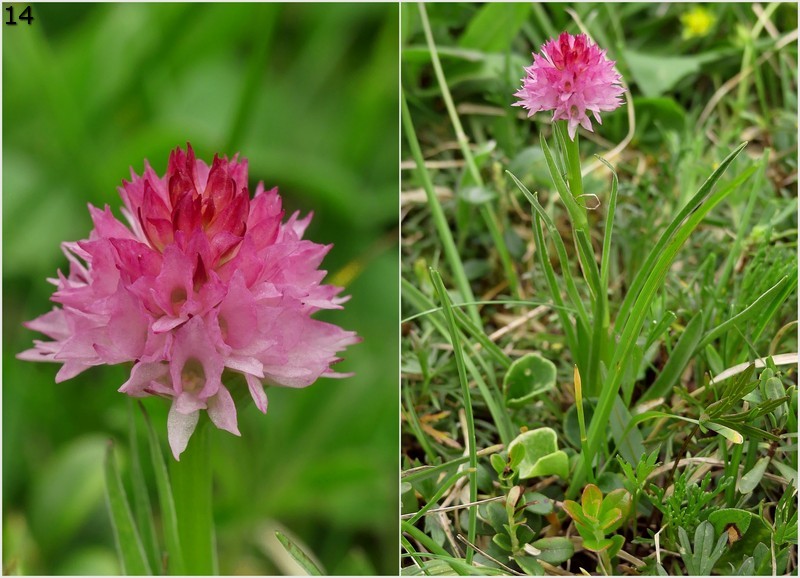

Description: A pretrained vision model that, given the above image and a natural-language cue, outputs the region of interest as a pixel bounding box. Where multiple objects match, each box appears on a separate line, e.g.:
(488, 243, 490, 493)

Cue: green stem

(562, 123, 585, 203)
(170, 422, 217, 575)
(599, 549, 613, 575)
(560, 123, 606, 394)
(574, 365, 595, 484)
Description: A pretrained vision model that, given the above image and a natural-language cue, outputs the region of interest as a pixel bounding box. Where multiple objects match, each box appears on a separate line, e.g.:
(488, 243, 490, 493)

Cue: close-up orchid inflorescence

(20, 145, 359, 459)
(514, 31, 625, 139)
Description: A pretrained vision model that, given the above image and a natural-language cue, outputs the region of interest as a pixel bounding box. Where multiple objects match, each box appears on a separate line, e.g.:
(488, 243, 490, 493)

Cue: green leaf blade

(104, 442, 153, 576)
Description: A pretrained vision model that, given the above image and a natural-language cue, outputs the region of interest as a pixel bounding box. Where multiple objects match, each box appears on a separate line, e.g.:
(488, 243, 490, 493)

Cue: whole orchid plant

(507, 32, 750, 498)
(19, 144, 358, 573)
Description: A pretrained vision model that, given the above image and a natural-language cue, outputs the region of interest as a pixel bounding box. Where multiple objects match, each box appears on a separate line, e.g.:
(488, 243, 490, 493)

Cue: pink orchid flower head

(513, 32, 625, 140)
(19, 144, 360, 459)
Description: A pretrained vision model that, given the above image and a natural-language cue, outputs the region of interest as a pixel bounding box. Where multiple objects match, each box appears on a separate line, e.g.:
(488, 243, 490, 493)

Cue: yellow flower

(681, 6, 716, 39)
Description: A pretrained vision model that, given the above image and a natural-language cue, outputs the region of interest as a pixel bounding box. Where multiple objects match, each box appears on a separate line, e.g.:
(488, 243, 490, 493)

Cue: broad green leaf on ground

(508, 428, 569, 479)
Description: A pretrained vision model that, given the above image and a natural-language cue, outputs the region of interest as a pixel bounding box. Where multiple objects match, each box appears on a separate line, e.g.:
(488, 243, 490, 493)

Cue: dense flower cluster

(514, 32, 624, 139)
(19, 145, 359, 458)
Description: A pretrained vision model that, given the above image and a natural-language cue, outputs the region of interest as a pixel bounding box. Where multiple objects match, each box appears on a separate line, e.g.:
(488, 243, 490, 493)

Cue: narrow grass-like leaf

(751, 270, 797, 344)
(464, 353, 515, 446)
(399, 536, 425, 577)
(641, 311, 705, 402)
(403, 385, 439, 463)
(583, 234, 606, 396)
(406, 468, 475, 525)
(402, 444, 503, 484)
(645, 311, 678, 351)
(418, 2, 521, 298)
(570, 142, 749, 497)
(140, 403, 184, 575)
(401, 279, 514, 444)
(610, 397, 645, 467)
(127, 402, 160, 574)
(507, 170, 589, 334)
(430, 268, 478, 564)
(401, 96, 478, 324)
(275, 531, 324, 576)
(597, 156, 619, 294)
(104, 442, 153, 576)
(530, 207, 581, 360)
(539, 132, 588, 230)
(400, 279, 522, 369)
(401, 521, 470, 576)
(575, 230, 601, 302)
(698, 275, 790, 349)
(715, 150, 769, 295)
(508, 169, 604, 394)
(615, 154, 755, 329)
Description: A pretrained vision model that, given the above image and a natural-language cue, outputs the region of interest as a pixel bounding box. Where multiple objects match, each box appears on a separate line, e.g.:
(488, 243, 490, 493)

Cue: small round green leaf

(531, 537, 574, 564)
(507, 427, 568, 479)
(503, 354, 557, 408)
(708, 508, 753, 537)
(523, 492, 554, 515)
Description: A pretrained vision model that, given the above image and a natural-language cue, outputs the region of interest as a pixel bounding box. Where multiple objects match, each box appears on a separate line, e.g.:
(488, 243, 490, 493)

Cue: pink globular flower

(19, 144, 360, 459)
(513, 32, 625, 140)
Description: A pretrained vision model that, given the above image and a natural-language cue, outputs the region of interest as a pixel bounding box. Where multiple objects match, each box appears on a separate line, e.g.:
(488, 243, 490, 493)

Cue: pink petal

(207, 386, 240, 435)
(168, 316, 223, 399)
(244, 373, 268, 413)
(168, 403, 199, 460)
(119, 361, 169, 396)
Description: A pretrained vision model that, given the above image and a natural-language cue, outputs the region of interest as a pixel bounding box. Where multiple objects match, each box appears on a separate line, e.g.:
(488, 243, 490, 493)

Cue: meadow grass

(401, 3, 797, 575)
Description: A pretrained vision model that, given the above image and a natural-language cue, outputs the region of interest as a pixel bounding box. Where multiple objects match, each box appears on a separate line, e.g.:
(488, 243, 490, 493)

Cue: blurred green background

(4, 3, 398, 575)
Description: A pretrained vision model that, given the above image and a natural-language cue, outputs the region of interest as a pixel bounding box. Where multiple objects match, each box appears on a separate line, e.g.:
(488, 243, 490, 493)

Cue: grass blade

(430, 268, 478, 564)
(402, 444, 504, 484)
(641, 311, 705, 403)
(463, 353, 515, 446)
(418, 2, 521, 298)
(570, 142, 750, 497)
(401, 278, 512, 370)
(127, 402, 160, 574)
(403, 384, 439, 463)
(506, 170, 589, 339)
(275, 531, 324, 576)
(401, 521, 471, 576)
(615, 152, 756, 330)
(597, 156, 619, 293)
(401, 278, 514, 444)
(402, 94, 479, 323)
(699, 276, 790, 350)
(512, 171, 591, 327)
(104, 442, 153, 576)
(140, 403, 185, 575)
(406, 468, 474, 525)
